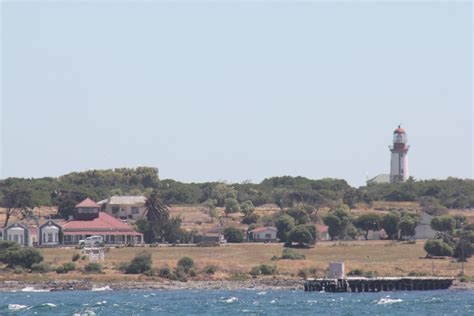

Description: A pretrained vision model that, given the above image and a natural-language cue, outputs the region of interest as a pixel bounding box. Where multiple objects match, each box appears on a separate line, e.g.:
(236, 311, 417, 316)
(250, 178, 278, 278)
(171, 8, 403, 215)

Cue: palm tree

(144, 189, 170, 242)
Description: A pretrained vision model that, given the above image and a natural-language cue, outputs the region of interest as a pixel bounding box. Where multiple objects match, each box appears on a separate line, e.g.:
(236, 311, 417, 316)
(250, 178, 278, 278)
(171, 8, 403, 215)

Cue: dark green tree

(354, 213, 381, 240)
(380, 212, 401, 240)
(223, 227, 244, 243)
(274, 214, 296, 242)
(1, 188, 34, 227)
(288, 225, 315, 245)
(430, 215, 455, 233)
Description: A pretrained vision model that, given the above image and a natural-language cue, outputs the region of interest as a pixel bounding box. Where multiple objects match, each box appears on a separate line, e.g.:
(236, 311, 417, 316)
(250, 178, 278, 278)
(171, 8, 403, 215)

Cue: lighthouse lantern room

(389, 125, 410, 183)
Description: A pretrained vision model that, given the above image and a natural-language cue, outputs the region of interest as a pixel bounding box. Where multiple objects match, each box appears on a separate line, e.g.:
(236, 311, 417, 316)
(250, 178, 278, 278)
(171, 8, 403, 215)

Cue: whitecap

(42, 303, 57, 308)
(8, 304, 28, 311)
(91, 285, 112, 291)
(224, 297, 238, 303)
(376, 298, 403, 305)
(270, 299, 277, 304)
(21, 287, 49, 292)
(256, 292, 267, 295)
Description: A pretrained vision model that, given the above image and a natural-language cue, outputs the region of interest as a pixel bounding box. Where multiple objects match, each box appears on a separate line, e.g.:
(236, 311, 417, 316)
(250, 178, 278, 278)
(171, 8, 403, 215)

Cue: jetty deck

(304, 277, 454, 292)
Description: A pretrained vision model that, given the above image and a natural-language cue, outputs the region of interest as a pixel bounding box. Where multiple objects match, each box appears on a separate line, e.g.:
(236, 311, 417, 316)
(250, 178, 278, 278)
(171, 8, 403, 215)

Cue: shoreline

(0, 279, 472, 292)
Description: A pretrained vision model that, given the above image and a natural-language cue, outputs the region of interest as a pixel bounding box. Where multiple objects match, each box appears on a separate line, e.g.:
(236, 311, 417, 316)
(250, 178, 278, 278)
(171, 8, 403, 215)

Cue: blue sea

(0, 288, 473, 315)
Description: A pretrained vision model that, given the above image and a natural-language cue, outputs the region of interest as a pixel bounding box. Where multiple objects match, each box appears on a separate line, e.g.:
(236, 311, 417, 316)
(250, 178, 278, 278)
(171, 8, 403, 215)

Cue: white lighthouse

(389, 125, 410, 182)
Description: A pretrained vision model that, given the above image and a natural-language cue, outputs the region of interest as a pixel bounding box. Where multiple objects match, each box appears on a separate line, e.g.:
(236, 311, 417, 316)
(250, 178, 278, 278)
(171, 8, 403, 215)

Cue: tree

(241, 212, 259, 225)
(140, 189, 171, 243)
(177, 256, 195, 274)
(51, 190, 87, 219)
(1, 188, 34, 227)
(323, 213, 342, 240)
(287, 208, 310, 225)
(430, 215, 455, 233)
(288, 225, 315, 245)
(424, 240, 454, 257)
(354, 213, 381, 240)
(223, 227, 244, 243)
(224, 198, 240, 216)
(241, 200, 255, 215)
(380, 212, 400, 240)
(399, 216, 417, 239)
(203, 199, 218, 221)
(323, 207, 353, 240)
(274, 214, 296, 242)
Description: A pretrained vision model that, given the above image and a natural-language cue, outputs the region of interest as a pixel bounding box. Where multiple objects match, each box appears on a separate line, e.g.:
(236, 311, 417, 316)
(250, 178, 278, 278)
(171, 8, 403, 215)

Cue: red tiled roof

(250, 226, 277, 233)
(75, 198, 100, 208)
(62, 212, 139, 232)
(63, 230, 142, 236)
(315, 224, 329, 233)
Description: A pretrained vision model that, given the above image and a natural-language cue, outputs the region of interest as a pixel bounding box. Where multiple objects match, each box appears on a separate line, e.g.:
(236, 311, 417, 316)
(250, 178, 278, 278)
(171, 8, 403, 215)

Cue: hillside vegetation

(0, 167, 473, 211)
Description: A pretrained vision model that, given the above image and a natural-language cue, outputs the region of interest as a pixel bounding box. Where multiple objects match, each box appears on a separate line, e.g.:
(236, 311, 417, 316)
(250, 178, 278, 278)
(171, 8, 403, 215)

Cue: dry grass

(14, 241, 468, 280)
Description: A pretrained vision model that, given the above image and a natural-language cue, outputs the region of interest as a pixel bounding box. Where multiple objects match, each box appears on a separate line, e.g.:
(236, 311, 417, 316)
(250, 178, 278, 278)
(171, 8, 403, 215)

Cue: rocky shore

(0, 278, 472, 292)
(0, 279, 303, 292)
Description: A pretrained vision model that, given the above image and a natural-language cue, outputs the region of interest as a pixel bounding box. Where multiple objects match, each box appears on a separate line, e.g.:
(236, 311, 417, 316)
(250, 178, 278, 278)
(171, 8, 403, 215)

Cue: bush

(203, 265, 218, 275)
(3, 247, 43, 269)
(250, 264, 277, 276)
(125, 252, 152, 274)
(72, 254, 81, 262)
(56, 262, 76, 274)
(424, 240, 454, 257)
(223, 227, 244, 243)
(347, 269, 364, 276)
(30, 262, 51, 273)
(280, 248, 306, 260)
(143, 269, 157, 277)
(177, 257, 195, 274)
(159, 266, 174, 279)
(174, 266, 188, 282)
(288, 225, 315, 245)
(84, 262, 102, 274)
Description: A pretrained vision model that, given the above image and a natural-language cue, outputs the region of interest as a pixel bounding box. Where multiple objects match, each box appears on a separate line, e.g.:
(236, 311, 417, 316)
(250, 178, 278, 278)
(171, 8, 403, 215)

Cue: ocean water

(0, 288, 473, 315)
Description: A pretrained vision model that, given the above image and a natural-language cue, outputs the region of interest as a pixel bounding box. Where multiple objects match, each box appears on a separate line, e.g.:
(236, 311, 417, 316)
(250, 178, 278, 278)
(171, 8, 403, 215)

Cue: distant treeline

(0, 167, 473, 210)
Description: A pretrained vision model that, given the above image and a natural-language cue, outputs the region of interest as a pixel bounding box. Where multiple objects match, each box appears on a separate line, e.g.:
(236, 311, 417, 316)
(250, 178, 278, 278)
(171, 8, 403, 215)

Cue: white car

(79, 235, 104, 248)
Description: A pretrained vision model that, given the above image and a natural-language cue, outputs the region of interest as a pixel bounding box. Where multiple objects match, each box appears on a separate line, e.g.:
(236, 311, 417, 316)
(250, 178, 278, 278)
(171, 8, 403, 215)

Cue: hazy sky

(1, 1, 472, 187)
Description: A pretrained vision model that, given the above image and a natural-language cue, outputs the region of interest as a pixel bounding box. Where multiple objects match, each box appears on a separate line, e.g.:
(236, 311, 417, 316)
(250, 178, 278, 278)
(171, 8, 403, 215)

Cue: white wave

(256, 291, 267, 295)
(270, 299, 277, 304)
(8, 304, 28, 311)
(20, 287, 49, 292)
(42, 303, 57, 308)
(224, 297, 238, 303)
(376, 298, 403, 305)
(91, 286, 112, 291)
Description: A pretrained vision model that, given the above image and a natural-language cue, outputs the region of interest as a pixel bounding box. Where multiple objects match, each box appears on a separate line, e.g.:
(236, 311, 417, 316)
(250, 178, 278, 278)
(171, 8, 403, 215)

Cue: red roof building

(61, 198, 143, 245)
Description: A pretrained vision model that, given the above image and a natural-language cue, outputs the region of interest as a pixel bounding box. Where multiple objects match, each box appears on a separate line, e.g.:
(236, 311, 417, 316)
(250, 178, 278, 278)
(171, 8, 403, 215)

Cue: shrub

(125, 252, 152, 274)
(250, 264, 277, 276)
(280, 248, 306, 260)
(174, 266, 188, 282)
(56, 262, 76, 274)
(424, 240, 454, 257)
(288, 225, 315, 245)
(30, 262, 51, 273)
(347, 269, 364, 276)
(84, 262, 102, 274)
(203, 265, 218, 275)
(223, 227, 244, 243)
(3, 247, 43, 269)
(159, 266, 174, 279)
(143, 269, 157, 277)
(14, 267, 26, 274)
(72, 254, 81, 262)
(177, 257, 195, 274)
(0, 241, 21, 262)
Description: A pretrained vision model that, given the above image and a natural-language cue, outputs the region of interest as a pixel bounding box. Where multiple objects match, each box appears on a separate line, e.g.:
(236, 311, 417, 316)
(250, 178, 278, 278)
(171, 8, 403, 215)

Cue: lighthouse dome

(394, 126, 405, 134)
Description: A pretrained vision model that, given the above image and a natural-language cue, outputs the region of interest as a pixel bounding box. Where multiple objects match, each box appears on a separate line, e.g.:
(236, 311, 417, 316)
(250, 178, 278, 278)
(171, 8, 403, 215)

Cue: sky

(0, 1, 472, 187)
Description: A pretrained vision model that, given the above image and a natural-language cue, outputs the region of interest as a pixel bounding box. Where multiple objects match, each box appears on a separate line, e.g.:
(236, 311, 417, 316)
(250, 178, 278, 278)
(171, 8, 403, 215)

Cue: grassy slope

(1, 240, 470, 283)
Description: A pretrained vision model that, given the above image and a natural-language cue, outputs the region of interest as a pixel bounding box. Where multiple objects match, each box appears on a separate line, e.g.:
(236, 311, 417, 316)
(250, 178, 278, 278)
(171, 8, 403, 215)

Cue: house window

(112, 206, 120, 214)
(48, 233, 53, 243)
(131, 207, 139, 215)
(265, 233, 271, 238)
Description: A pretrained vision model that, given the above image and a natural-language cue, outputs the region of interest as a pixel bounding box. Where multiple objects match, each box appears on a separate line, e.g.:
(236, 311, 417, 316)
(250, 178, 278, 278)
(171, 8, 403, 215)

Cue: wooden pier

(304, 277, 454, 292)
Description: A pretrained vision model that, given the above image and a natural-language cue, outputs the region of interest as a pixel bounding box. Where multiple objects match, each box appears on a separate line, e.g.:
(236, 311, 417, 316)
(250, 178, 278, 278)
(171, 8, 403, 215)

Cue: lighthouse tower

(389, 125, 410, 183)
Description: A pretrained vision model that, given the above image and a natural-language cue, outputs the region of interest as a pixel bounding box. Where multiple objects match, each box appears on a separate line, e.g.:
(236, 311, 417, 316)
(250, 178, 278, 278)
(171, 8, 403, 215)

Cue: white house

(39, 220, 62, 246)
(98, 196, 147, 221)
(249, 226, 278, 242)
(3, 222, 32, 246)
